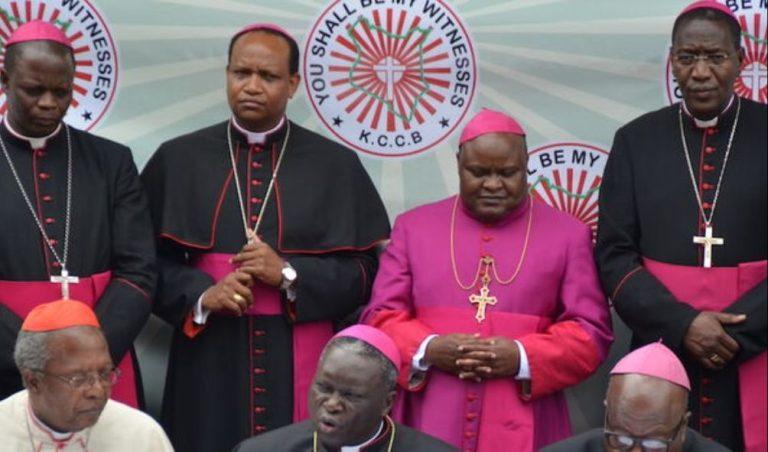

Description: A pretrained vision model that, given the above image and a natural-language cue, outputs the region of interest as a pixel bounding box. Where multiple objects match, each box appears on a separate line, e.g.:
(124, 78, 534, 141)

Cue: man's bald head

(604, 374, 690, 452)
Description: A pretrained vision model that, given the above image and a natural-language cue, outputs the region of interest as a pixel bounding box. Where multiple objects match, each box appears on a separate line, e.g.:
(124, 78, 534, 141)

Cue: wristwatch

(280, 261, 297, 290)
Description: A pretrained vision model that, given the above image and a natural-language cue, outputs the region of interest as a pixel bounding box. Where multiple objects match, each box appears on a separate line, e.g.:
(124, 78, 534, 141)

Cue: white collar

(3, 116, 62, 150)
(682, 95, 735, 128)
(231, 116, 285, 145)
(27, 402, 81, 441)
(339, 421, 384, 452)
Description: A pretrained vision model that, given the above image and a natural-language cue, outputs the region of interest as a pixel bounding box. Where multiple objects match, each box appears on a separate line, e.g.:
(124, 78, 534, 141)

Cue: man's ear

(22, 370, 42, 393)
(383, 390, 396, 416)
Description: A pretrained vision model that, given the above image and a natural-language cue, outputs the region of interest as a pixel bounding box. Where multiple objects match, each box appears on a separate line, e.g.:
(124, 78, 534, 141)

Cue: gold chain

(450, 195, 534, 289)
(313, 415, 395, 451)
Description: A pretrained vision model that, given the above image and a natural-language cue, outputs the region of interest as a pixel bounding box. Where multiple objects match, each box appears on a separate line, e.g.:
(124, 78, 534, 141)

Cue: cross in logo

(741, 61, 767, 101)
(374, 56, 406, 102)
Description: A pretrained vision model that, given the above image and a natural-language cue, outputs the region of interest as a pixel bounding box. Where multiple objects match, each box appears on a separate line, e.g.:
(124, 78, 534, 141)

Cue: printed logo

(304, 0, 477, 158)
(527, 142, 609, 237)
(665, 1, 767, 104)
(0, 0, 119, 130)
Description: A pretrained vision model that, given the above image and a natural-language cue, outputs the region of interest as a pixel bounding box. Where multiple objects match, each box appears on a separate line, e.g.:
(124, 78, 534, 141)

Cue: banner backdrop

(1, 0, 765, 430)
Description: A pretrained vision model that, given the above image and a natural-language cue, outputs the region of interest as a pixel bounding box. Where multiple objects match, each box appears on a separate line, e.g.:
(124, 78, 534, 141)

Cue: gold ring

(709, 353, 723, 364)
(233, 293, 245, 303)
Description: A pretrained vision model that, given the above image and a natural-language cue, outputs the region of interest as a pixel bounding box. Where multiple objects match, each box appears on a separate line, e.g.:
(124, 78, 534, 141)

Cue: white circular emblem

(304, 0, 477, 158)
(665, 2, 767, 105)
(0, 0, 119, 130)
(527, 142, 609, 237)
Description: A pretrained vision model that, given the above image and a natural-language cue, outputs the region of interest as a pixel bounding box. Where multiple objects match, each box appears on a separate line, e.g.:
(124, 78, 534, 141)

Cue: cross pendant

(692, 225, 724, 268)
(50, 268, 79, 300)
(469, 283, 497, 323)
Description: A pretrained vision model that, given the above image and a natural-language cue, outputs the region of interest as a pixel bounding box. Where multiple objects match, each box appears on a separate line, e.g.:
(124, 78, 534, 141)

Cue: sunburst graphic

(331, 13, 450, 133)
(0, 0, 118, 130)
(734, 14, 767, 103)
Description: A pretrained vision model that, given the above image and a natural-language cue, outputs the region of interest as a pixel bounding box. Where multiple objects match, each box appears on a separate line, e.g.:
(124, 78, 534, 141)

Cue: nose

(37, 91, 58, 109)
(482, 174, 503, 191)
(243, 74, 263, 94)
(691, 58, 713, 79)
(322, 393, 344, 414)
(82, 375, 109, 399)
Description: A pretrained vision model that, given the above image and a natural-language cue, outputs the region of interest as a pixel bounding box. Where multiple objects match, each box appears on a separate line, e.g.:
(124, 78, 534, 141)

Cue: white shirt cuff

(412, 334, 438, 371)
(514, 340, 530, 380)
(193, 292, 211, 325)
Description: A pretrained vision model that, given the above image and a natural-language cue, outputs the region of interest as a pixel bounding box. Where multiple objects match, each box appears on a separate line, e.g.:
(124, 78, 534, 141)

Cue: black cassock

(141, 120, 390, 452)
(541, 428, 729, 452)
(597, 98, 767, 450)
(232, 419, 458, 452)
(0, 123, 155, 404)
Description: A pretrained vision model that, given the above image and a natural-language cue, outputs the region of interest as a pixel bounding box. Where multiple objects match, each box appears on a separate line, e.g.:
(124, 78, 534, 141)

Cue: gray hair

(322, 337, 398, 391)
(13, 330, 53, 372)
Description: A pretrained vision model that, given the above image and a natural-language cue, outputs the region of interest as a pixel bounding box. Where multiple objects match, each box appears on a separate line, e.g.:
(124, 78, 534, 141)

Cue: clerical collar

(682, 95, 735, 128)
(27, 402, 78, 441)
(338, 421, 384, 452)
(231, 116, 285, 145)
(3, 116, 62, 150)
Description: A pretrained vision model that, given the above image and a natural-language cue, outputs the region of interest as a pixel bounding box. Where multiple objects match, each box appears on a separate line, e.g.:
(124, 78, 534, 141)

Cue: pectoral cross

(469, 279, 497, 323)
(50, 268, 79, 299)
(693, 225, 724, 268)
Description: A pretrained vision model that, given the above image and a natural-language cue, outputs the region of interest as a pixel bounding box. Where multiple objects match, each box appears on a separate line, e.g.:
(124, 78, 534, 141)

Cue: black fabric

(141, 120, 390, 452)
(596, 98, 767, 450)
(232, 419, 458, 452)
(541, 427, 731, 452)
(0, 124, 155, 401)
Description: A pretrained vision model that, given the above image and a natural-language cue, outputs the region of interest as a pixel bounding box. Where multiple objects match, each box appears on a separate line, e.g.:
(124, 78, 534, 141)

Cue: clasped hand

(424, 334, 520, 382)
(201, 235, 284, 316)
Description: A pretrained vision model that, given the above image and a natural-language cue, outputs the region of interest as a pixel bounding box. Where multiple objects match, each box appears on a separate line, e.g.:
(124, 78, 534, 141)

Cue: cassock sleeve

(94, 148, 156, 366)
(596, 128, 699, 354)
(516, 225, 613, 400)
(0, 304, 23, 396)
(360, 216, 435, 389)
(153, 241, 215, 328)
(285, 249, 378, 324)
(724, 279, 767, 363)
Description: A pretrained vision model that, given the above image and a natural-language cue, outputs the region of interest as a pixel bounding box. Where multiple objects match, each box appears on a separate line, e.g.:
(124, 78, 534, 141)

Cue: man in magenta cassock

(361, 108, 613, 451)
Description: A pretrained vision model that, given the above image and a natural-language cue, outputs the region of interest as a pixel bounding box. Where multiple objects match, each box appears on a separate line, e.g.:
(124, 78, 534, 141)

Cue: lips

(239, 99, 265, 110)
(317, 417, 340, 434)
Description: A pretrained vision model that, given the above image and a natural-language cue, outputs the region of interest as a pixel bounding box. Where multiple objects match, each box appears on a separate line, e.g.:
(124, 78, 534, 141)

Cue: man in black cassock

(596, 2, 766, 450)
(542, 343, 728, 452)
(233, 325, 456, 452)
(141, 23, 390, 452)
(0, 21, 155, 408)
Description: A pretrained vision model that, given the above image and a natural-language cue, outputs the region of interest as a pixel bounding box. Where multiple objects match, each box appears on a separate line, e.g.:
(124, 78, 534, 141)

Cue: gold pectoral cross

(469, 272, 497, 323)
(693, 225, 724, 268)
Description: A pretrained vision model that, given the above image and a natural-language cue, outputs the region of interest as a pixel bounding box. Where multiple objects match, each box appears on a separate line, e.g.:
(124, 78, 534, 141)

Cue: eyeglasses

(673, 52, 731, 67)
(603, 412, 686, 452)
(34, 368, 121, 390)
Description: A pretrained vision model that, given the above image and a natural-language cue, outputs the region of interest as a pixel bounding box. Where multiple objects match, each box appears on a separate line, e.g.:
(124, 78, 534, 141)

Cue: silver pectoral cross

(693, 225, 724, 268)
(50, 268, 79, 299)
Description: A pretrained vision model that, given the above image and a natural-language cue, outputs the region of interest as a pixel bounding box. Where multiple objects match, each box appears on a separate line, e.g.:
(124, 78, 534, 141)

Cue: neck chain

(313, 415, 395, 452)
(0, 124, 76, 298)
(678, 97, 740, 227)
(226, 119, 291, 242)
(450, 195, 533, 290)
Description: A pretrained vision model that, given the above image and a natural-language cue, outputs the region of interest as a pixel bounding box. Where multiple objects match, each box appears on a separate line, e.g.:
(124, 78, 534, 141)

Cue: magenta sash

(644, 258, 767, 452)
(193, 253, 333, 421)
(0, 271, 139, 408)
(400, 306, 566, 452)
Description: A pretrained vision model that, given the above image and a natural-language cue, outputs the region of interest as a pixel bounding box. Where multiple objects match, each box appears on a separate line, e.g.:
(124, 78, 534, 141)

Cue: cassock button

(701, 396, 714, 405)
(702, 183, 714, 190)
(48, 239, 58, 246)
(467, 393, 478, 402)
(254, 425, 267, 433)
(253, 387, 266, 394)
(252, 161, 263, 169)
(466, 413, 478, 421)
(253, 330, 266, 337)
(52, 262, 61, 268)
(705, 146, 716, 154)
(253, 368, 266, 375)
(253, 348, 265, 355)
(252, 179, 263, 186)
(253, 407, 266, 414)
(703, 164, 715, 172)
(482, 235, 492, 242)
(701, 378, 712, 385)
(251, 197, 262, 204)
(251, 215, 259, 223)
(39, 172, 51, 180)
(45, 217, 55, 224)
(464, 431, 475, 439)
(702, 202, 712, 210)
(701, 416, 713, 425)
(36, 150, 46, 157)
(42, 195, 53, 202)
(707, 128, 718, 136)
